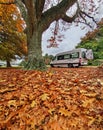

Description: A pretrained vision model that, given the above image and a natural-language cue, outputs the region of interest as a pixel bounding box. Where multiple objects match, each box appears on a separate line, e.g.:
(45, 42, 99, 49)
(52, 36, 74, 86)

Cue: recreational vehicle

(50, 48, 93, 67)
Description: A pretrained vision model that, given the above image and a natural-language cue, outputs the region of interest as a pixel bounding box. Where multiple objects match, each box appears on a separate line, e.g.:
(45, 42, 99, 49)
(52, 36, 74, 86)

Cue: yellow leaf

(88, 116, 95, 126)
(31, 100, 37, 108)
(80, 90, 87, 94)
(82, 99, 94, 107)
(0, 79, 6, 82)
(84, 93, 97, 97)
(59, 108, 72, 117)
(48, 79, 53, 83)
(40, 93, 49, 101)
(20, 100, 25, 105)
(8, 100, 16, 107)
(49, 72, 53, 76)
(8, 84, 15, 87)
(48, 108, 55, 114)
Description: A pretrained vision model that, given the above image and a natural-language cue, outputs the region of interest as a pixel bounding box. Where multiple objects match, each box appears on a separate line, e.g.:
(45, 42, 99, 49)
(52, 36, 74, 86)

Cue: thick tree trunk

(23, 1, 46, 70)
(6, 60, 11, 67)
(25, 29, 46, 70)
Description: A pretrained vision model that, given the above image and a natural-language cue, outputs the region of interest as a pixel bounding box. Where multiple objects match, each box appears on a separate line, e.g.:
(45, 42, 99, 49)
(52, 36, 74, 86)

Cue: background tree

(0, 3, 27, 67)
(43, 53, 54, 65)
(0, 0, 103, 69)
(76, 18, 103, 60)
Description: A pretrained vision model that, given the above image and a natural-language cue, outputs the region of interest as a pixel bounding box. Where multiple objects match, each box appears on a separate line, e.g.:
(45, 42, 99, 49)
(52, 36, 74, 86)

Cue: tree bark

(6, 60, 11, 67)
(22, 1, 46, 70)
(25, 25, 46, 70)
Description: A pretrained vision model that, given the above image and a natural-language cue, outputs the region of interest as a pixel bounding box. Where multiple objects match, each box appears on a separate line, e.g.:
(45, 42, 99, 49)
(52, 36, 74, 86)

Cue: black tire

(76, 64, 80, 68)
(50, 64, 54, 67)
(68, 63, 73, 68)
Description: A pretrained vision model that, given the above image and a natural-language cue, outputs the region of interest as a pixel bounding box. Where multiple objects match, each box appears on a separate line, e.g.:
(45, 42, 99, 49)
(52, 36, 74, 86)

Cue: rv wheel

(68, 64, 73, 68)
(76, 64, 80, 68)
(50, 64, 54, 67)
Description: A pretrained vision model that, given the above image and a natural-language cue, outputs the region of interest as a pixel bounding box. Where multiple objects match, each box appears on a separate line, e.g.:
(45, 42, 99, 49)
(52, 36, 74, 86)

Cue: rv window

(64, 54, 71, 59)
(82, 52, 86, 58)
(71, 52, 79, 58)
(57, 55, 64, 60)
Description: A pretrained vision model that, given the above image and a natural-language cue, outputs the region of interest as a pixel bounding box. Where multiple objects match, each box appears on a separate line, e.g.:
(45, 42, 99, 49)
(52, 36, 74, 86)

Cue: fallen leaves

(0, 67, 103, 129)
(59, 108, 72, 117)
(40, 93, 49, 101)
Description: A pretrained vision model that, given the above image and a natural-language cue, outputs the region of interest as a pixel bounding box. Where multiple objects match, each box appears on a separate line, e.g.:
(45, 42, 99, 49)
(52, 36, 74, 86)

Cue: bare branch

(75, 1, 97, 29)
(75, 20, 93, 29)
(80, 11, 97, 24)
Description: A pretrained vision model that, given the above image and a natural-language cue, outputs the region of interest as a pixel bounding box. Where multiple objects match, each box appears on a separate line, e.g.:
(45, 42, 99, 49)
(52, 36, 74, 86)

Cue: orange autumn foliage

(0, 3, 27, 61)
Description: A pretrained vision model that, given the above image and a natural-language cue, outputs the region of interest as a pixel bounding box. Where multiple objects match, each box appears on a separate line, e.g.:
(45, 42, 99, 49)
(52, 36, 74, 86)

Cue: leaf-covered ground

(0, 67, 103, 130)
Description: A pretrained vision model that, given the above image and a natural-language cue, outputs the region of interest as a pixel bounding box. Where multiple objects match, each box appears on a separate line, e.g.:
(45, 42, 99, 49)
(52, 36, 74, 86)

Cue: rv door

(86, 49, 94, 60)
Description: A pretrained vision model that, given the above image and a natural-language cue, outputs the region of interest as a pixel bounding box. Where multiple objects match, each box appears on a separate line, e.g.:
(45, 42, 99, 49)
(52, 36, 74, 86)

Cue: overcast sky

(42, 1, 103, 56)
(42, 25, 87, 55)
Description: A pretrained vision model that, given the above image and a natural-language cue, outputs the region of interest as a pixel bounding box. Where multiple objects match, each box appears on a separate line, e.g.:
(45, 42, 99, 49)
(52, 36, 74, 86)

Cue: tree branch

(62, 4, 80, 23)
(41, 0, 77, 31)
(75, 20, 93, 29)
(43, 0, 77, 19)
(35, 0, 45, 20)
(80, 10, 97, 24)
(75, 1, 97, 29)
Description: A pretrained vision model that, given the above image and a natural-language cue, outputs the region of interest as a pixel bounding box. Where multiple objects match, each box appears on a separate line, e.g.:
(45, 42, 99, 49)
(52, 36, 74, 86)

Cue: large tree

(0, 3, 27, 67)
(0, 0, 102, 69)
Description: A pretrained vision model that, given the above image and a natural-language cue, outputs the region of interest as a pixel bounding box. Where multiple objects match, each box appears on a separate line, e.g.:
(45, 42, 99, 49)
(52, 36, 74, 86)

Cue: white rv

(50, 48, 93, 67)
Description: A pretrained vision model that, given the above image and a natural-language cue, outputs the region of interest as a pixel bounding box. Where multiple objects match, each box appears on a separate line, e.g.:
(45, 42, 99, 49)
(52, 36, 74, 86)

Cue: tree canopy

(76, 18, 103, 59)
(0, 3, 27, 67)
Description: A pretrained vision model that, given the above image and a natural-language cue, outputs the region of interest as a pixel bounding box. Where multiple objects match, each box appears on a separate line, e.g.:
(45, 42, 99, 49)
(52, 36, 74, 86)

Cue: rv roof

(56, 48, 87, 56)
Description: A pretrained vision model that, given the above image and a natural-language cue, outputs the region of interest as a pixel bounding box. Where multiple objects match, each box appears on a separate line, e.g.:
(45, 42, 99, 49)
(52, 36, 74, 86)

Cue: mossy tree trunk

(23, 0, 47, 70)
(25, 28, 46, 70)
